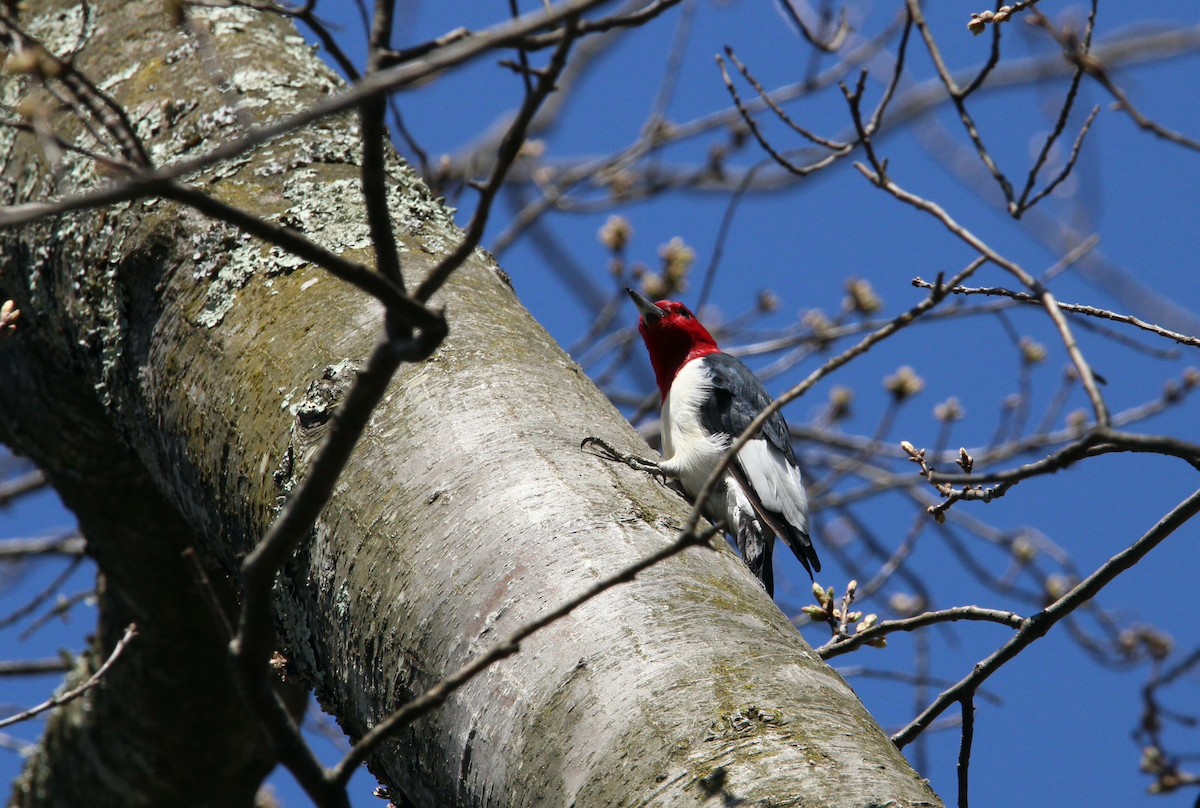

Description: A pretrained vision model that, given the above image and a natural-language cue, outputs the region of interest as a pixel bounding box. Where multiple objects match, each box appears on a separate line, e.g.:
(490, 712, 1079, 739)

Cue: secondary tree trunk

(0, 3, 941, 806)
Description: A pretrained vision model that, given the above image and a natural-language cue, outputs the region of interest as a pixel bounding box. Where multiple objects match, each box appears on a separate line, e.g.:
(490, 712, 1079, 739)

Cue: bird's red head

(627, 288, 720, 400)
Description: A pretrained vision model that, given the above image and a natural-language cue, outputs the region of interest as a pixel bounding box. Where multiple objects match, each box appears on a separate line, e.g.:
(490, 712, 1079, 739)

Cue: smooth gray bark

(0, 2, 941, 806)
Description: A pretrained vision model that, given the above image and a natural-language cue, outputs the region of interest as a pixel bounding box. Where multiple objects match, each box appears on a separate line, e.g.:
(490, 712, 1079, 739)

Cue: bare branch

(1031, 6, 1200, 154)
(911, 278, 1200, 349)
(232, 335, 414, 808)
(0, 532, 85, 559)
(1092, 68, 1200, 153)
(0, 469, 48, 506)
(0, 658, 71, 677)
(0, 0, 618, 229)
(819, 606, 1026, 661)
(0, 623, 137, 731)
(855, 165, 1111, 426)
(716, 53, 846, 177)
(893, 487, 1200, 748)
(1018, 105, 1099, 215)
(967, 0, 1043, 35)
(0, 12, 150, 167)
(359, 0, 405, 289)
(331, 522, 721, 786)
(0, 552, 86, 630)
(414, 17, 579, 303)
(724, 48, 848, 151)
(906, 0, 1013, 203)
(775, 0, 851, 53)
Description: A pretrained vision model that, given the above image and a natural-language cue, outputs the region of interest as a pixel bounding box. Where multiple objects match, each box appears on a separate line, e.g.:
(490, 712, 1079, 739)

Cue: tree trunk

(0, 2, 941, 806)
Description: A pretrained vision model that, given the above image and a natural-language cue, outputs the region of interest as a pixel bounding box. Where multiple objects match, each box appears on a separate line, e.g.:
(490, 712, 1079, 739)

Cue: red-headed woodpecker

(627, 288, 819, 595)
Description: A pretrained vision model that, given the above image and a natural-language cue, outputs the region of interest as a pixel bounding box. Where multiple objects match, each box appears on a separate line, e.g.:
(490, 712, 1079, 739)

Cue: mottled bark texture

(0, 2, 941, 807)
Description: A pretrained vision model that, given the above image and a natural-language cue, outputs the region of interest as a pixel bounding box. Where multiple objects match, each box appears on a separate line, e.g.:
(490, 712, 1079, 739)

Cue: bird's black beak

(626, 287, 665, 323)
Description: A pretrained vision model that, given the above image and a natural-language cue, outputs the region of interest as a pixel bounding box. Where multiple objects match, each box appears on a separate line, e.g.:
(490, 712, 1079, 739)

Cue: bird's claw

(581, 436, 668, 482)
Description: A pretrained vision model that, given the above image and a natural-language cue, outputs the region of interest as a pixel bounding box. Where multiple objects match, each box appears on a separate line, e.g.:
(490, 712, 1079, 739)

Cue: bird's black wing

(699, 353, 797, 463)
(700, 352, 821, 578)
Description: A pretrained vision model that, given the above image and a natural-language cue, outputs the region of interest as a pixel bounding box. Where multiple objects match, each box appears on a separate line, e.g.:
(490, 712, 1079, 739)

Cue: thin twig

(515, 0, 685, 50)
(1096, 77, 1200, 152)
(0, 532, 84, 558)
(892, 487, 1200, 748)
(331, 522, 721, 785)
(819, 606, 1025, 660)
(775, 0, 850, 53)
(360, 0, 405, 289)
(696, 166, 759, 311)
(286, 3, 364, 82)
(414, 17, 579, 304)
(644, 0, 696, 133)
(724, 48, 847, 150)
(181, 547, 234, 640)
(841, 71, 886, 179)
(1019, 105, 1100, 214)
(906, 0, 1013, 204)
(1031, 6, 1200, 154)
(0, 554, 86, 630)
(0, 623, 137, 730)
(0, 658, 71, 677)
(911, 278, 1200, 349)
(491, 13, 909, 254)
(0, 0, 618, 229)
(838, 667, 1003, 706)
(968, 0, 1043, 34)
(160, 182, 438, 333)
(0, 469, 48, 506)
(1014, 2, 1097, 215)
(906, 428, 1200, 519)
(856, 166, 1110, 426)
(716, 54, 847, 177)
(0, 13, 150, 167)
(0, 117, 136, 173)
(18, 590, 94, 641)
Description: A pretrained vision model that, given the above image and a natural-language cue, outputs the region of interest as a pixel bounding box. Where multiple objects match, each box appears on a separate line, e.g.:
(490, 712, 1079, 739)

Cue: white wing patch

(738, 438, 809, 537)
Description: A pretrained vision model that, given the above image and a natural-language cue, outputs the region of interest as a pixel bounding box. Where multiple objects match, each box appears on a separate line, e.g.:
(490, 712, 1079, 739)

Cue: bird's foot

(581, 436, 668, 481)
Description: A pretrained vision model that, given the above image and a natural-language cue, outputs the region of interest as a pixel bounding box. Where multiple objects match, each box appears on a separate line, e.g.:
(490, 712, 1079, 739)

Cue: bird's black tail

(729, 463, 820, 586)
(781, 524, 820, 580)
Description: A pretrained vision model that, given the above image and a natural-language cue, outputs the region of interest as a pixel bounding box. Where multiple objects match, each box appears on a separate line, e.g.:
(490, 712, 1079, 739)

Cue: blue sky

(2, 2, 1199, 806)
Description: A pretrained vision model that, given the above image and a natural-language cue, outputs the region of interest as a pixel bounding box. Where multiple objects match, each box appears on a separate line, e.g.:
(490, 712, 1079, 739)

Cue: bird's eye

(679, 308, 693, 319)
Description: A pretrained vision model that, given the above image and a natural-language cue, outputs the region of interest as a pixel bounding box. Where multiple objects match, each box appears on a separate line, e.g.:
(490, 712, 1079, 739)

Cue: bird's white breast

(659, 359, 729, 500)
